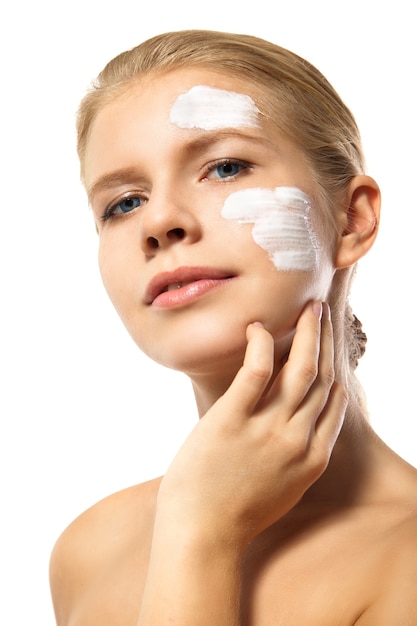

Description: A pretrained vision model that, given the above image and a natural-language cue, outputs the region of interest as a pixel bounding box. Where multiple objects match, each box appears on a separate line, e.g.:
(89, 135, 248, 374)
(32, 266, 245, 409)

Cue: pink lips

(145, 266, 235, 308)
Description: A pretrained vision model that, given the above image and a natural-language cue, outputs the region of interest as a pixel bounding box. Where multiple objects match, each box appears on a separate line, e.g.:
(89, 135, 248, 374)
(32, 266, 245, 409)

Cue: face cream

(221, 186, 320, 271)
(169, 85, 261, 130)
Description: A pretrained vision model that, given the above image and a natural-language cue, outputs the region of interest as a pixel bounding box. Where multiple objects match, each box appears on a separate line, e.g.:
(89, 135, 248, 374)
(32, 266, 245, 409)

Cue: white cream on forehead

(169, 85, 261, 130)
(221, 187, 320, 272)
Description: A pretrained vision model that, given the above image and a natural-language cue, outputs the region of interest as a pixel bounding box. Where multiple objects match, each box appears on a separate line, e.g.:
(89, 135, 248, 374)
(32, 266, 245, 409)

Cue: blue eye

(115, 196, 143, 214)
(206, 159, 248, 180)
(102, 195, 145, 221)
(215, 162, 242, 178)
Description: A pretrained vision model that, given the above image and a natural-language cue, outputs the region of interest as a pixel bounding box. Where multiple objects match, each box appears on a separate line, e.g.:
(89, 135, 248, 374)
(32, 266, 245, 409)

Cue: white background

(1, 1, 416, 623)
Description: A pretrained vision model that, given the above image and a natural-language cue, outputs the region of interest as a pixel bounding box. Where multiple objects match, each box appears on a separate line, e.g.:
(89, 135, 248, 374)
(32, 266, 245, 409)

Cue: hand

(157, 301, 347, 549)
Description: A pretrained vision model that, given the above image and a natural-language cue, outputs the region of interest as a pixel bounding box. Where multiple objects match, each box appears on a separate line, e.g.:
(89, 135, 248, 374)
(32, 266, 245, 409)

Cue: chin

(135, 320, 249, 377)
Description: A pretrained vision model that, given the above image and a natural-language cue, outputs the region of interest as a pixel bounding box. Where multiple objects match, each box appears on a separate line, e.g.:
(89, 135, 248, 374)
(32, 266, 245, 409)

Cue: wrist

(153, 495, 249, 558)
(139, 508, 243, 625)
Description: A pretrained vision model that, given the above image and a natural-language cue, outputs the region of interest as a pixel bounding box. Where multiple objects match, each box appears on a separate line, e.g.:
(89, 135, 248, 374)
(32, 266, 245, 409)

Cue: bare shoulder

(49, 477, 161, 625)
(355, 508, 417, 625)
(356, 456, 417, 625)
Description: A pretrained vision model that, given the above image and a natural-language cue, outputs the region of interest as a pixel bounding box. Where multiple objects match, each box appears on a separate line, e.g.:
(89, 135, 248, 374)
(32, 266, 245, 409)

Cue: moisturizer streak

(221, 187, 320, 272)
(169, 85, 261, 130)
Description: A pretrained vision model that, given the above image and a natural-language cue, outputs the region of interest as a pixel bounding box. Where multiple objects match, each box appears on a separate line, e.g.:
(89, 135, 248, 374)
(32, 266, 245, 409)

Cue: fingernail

(251, 321, 264, 328)
(312, 301, 322, 319)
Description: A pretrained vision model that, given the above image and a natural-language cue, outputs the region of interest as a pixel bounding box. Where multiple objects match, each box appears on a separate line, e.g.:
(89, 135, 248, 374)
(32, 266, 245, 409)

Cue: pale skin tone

(50, 68, 417, 625)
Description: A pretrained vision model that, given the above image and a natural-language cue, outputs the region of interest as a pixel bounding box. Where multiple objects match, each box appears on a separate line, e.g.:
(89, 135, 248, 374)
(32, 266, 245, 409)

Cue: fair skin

(50, 68, 417, 625)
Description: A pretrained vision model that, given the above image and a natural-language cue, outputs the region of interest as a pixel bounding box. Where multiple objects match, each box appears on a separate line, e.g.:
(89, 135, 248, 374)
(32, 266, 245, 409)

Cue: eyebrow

(87, 129, 278, 204)
(181, 129, 277, 154)
(87, 167, 142, 205)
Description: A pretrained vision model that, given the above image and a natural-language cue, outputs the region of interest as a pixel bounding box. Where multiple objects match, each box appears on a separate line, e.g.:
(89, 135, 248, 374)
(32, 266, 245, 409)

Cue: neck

(191, 373, 235, 417)
(297, 393, 399, 520)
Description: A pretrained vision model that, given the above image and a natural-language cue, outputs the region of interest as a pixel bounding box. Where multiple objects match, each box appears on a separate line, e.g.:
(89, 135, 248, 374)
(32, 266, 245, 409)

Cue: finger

(313, 300, 336, 405)
(272, 301, 323, 416)
(310, 382, 348, 469)
(291, 301, 336, 426)
(285, 382, 347, 489)
(224, 323, 275, 416)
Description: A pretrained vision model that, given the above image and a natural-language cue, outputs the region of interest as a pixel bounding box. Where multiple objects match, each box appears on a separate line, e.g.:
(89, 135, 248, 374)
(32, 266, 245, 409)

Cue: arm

(138, 516, 242, 625)
(137, 301, 347, 625)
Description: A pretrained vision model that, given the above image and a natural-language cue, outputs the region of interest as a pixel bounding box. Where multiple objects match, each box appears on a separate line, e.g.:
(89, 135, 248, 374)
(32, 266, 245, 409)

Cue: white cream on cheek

(221, 187, 320, 272)
(169, 85, 261, 130)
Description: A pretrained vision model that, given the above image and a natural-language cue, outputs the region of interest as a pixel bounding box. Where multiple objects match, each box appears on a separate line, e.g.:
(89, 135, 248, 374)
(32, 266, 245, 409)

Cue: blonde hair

(76, 30, 368, 381)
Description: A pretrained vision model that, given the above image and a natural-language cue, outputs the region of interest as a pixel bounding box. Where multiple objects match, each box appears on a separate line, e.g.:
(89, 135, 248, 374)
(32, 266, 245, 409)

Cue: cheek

(221, 186, 321, 272)
(97, 237, 129, 310)
(97, 238, 112, 291)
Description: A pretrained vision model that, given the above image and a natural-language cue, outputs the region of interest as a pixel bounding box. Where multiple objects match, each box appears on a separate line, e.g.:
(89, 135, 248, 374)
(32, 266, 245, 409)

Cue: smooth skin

(50, 69, 417, 625)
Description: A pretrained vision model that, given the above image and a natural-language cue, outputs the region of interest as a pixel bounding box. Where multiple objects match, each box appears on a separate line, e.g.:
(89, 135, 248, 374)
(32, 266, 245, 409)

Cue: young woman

(50, 30, 417, 625)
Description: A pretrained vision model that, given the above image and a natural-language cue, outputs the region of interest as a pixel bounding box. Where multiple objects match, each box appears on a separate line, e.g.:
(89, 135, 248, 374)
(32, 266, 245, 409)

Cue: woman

(50, 30, 417, 624)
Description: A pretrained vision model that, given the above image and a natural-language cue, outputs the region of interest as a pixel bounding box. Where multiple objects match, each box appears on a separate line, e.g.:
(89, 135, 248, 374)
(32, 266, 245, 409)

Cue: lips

(145, 266, 235, 307)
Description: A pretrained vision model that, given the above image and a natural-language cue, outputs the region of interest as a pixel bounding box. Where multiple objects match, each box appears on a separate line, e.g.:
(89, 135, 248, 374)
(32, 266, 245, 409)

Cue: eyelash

(100, 158, 250, 222)
(101, 194, 147, 222)
(203, 158, 250, 181)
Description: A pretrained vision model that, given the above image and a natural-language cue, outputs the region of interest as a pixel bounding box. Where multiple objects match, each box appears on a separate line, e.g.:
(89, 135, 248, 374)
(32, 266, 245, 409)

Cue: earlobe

(335, 175, 381, 269)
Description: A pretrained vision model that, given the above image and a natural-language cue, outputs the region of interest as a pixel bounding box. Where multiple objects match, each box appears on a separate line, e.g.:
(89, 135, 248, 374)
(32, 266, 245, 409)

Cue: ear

(334, 175, 381, 269)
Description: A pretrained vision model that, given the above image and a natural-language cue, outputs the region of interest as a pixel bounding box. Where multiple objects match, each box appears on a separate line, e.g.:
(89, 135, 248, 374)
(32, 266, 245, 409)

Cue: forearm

(137, 513, 243, 625)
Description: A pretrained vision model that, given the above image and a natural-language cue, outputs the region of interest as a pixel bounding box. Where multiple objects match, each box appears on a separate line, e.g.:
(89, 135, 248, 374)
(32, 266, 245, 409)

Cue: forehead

(125, 66, 266, 111)
(83, 67, 270, 178)
(90, 67, 269, 138)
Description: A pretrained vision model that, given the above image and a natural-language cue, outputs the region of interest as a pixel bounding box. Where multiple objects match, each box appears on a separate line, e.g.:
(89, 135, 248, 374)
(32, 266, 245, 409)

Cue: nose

(139, 189, 202, 256)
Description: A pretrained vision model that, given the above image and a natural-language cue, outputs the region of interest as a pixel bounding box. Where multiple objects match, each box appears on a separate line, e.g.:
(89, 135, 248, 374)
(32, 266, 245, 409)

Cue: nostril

(145, 228, 186, 251)
(147, 236, 159, 249)
(168, 228, 185, 240)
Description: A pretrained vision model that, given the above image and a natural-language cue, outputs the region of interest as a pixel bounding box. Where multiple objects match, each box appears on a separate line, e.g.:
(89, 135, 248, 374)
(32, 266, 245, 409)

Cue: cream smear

(221, 187, 320, 271)
(169, 85, 261, 130)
